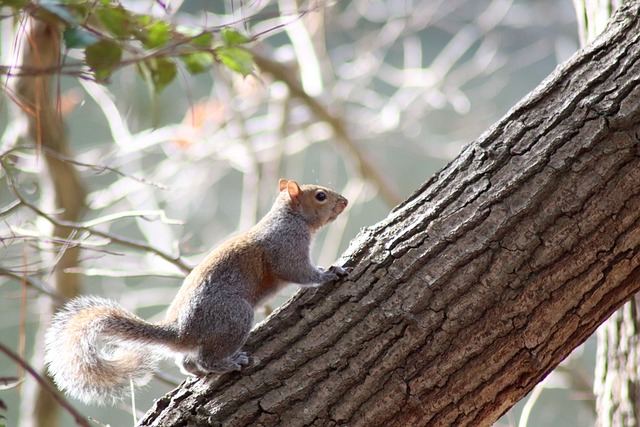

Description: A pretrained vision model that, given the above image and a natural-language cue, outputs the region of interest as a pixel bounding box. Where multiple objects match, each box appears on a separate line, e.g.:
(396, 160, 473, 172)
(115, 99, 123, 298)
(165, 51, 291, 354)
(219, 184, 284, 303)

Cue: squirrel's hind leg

(197, 349, 251, 373)
(176, 351, 250, 375)
(181, 295, 253, 374)
(195, 322, 252, 373)
(177, 355, 206, 376)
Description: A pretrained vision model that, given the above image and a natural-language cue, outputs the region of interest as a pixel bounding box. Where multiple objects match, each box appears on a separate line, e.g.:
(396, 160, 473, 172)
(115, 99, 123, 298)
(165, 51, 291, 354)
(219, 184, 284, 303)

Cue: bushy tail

(45, 296, 179, 405)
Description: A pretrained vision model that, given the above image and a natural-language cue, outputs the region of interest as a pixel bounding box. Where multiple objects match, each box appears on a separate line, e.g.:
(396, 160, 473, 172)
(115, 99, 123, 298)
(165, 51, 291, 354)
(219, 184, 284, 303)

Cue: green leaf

(0, 0, 29, 8)
(95, 5, 131, 38)
(85, 40, 122, 81)
(143, 20, 171, 49)
(63, 27, 99, 49)
(181, 51, 214, 74)
(136, 15, 152, 27)
(39, 1, 78, 25)
(64, 3, 90, 21)
(145, 57, 177, 93)
(191, 32, 213, 47)
(216, 46, 253, 76)
(176, 26, 213, 47)
(221, 28, 250, 46)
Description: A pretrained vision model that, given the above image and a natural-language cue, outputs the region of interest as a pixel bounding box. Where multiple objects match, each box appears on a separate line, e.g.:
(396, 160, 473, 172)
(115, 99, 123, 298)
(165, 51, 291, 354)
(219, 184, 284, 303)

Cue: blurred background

(0, 0, 594, 425)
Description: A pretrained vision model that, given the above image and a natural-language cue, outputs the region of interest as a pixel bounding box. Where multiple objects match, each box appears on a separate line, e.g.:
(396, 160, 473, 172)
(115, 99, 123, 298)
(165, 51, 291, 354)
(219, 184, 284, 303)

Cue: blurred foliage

(0, 0, 591, 426)
(0, 0, 254, 89)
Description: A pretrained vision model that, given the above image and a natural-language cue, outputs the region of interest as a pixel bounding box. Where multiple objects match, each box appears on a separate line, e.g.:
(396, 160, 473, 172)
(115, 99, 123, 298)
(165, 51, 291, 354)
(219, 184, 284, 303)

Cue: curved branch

(252, 51, 403, 207)
(2, 145, 169, 190)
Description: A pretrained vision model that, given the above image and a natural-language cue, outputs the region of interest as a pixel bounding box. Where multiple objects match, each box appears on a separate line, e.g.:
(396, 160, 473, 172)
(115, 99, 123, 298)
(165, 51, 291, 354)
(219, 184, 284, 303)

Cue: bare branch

(3, 145, 170, 190)
(82, 210, 184, 228)
(0, 267, 62, 302)
(0, 199, 21, 216)
(0, 341, 90, 427)
(252, 51, 403, 207)
(64, 267, 184, 279)
(0, 157, 193, 274)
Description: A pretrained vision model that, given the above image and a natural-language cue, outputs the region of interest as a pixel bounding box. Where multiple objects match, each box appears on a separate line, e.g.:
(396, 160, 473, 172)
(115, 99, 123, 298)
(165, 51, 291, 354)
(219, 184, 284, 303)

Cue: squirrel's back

(166, 181, 347, 315)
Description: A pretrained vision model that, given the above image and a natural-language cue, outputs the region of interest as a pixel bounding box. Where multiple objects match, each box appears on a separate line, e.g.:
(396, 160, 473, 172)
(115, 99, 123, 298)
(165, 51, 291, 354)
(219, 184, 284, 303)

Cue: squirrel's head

(278, 179, 348, 231)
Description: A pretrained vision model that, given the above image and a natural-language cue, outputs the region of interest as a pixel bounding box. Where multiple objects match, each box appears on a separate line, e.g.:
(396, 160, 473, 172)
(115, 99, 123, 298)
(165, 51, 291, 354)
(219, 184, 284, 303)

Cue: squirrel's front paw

(233, 351, 252, 367)
(329, 265, 350, 277)
(321, 265, 350, 282)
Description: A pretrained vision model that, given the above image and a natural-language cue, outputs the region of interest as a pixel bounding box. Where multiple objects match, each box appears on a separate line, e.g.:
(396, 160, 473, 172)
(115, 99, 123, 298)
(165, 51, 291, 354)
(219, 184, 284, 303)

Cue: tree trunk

(6, 18, 87, 427)
(595, 294, 640, 427)
(571, 2, 640, 426)
(139, 4, 640, 426)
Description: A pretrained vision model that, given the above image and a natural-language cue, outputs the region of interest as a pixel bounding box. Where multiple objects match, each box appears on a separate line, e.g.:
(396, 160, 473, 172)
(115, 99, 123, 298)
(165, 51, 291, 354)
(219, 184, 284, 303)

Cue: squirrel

(44, 179, 349, 405)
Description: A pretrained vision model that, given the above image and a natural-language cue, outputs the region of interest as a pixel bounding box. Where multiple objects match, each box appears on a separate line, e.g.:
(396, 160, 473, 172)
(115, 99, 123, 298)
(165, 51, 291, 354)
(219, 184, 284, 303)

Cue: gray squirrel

(44, 179, 349, 404)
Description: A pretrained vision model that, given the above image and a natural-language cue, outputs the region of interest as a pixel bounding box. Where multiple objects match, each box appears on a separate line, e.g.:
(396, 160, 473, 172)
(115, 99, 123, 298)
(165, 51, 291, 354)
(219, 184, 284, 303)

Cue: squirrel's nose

(337, 196, 348, 212)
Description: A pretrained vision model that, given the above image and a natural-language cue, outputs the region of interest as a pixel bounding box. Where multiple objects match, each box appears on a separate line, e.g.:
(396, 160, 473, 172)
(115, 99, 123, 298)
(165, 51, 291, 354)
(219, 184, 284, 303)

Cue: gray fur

(45, 296, 173, 404)
(44, 181, 348, 405)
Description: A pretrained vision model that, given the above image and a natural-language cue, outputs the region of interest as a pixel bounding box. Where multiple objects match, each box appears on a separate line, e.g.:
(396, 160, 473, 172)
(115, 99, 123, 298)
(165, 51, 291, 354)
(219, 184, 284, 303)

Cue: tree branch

(252, 51, 403, 207)
(0, 268, 62, 301)
(0, 157, 192, 274)
(139, 3, 640, 426)
(0, 341, 89, 427)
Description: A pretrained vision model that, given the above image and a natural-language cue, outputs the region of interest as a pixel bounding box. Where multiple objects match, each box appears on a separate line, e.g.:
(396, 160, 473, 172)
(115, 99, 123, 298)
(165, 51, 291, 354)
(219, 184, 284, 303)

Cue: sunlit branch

(0, 267, 62, 301)
(64, 267, 185, 278)
(252, 51, 402, 207)
(1, 158, 193, 274)
(3, 145, 170, 190)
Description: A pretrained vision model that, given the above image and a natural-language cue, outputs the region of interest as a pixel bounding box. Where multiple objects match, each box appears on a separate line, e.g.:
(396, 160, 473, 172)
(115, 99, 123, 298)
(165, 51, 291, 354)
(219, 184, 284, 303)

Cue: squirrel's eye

(315, 191, 327, 202)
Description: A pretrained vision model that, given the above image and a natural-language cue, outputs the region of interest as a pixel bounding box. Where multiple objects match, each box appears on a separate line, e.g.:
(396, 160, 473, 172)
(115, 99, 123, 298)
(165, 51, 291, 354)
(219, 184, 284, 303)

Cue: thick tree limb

(575, 2, 640, 426)
(139, 4, 640, 426)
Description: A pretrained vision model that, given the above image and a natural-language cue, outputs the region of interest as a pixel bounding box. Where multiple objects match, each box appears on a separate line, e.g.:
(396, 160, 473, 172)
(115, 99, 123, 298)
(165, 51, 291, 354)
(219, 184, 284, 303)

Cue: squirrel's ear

(278, 179, 288, 192)
(287, 180, 301, 200)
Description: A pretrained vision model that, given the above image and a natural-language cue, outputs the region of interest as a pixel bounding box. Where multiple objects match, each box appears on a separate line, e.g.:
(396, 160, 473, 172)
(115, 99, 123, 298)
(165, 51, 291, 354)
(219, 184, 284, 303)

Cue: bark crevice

(139, 3, 640, 426)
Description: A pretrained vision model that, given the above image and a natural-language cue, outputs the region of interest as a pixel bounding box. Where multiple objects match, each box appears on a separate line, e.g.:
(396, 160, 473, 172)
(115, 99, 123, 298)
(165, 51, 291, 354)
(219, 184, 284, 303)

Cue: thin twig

(0, 267, 63, 301)
(3, 145, 170, 190)
(0, 158, 192, 274)
(0, 199, 22, 216)
(83, 210, 184, 228)
(0, 341, 91, 427)
(3, 232, 111, 250)
(64, 267, 185, 278)
(152, 371, 181, 388)
(252, 51, 402, 207)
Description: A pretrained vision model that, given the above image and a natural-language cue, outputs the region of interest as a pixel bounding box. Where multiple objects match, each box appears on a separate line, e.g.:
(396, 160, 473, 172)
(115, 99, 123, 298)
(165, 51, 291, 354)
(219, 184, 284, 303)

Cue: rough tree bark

(574, 2, 640, 426)
(596, 294, 640, 427)
(573, 1, 640, 426)
(6, 18, 86, 427)
(139, 4, 640, 426)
